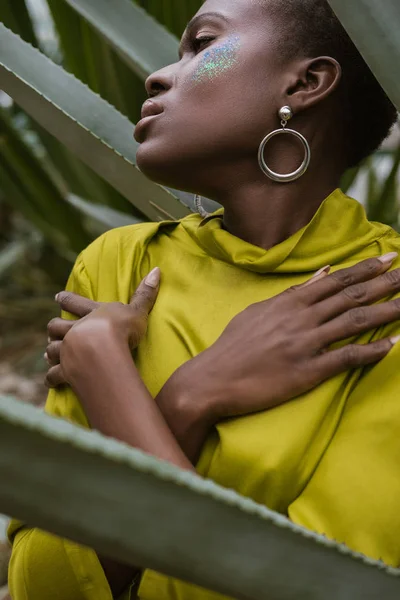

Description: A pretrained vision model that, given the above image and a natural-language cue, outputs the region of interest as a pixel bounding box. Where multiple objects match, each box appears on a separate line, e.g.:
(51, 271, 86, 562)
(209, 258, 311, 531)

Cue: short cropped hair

(261, 0, 398, 168)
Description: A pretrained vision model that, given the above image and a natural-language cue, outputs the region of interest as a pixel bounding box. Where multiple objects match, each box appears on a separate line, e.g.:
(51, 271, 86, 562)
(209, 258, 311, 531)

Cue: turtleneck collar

(181, 189, 379, 274)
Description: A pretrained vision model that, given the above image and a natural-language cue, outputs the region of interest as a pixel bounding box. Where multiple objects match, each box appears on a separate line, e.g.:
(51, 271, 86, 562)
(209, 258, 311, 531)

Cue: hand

(45, 267, 160, 388)
(173, 254, 400, 424)
(44, 264, 329, 388)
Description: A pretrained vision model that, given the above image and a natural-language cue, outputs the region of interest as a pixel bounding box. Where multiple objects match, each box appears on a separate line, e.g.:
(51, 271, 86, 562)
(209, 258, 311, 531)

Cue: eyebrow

(178, 12, 230, 58)
(186, 11, 230, 31)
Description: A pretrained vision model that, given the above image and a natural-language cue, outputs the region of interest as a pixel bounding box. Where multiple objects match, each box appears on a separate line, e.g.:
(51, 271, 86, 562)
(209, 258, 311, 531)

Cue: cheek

(190, 35, 241, 86)
(136, 43, 280, 175)
(180, 41, 275, 134)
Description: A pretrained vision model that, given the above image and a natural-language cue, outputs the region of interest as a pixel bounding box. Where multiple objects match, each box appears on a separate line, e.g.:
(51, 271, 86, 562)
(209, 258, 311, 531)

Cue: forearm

(68, 339, 194, 471)
(154, 362, 217, 464)
(66, 337, 195, 597)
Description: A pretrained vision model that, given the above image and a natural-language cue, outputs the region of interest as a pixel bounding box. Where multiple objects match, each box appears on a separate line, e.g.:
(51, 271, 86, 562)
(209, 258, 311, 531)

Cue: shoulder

(80, 221, 169, 269)
(80, 212, 204, 270)
(74, 221, 172, 300)
(71, 213, 202, 300)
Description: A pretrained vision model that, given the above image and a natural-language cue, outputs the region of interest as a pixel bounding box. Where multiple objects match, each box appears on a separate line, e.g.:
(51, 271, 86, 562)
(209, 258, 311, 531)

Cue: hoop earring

(194, 194, 210, 219)
(258, 106, 311, 183)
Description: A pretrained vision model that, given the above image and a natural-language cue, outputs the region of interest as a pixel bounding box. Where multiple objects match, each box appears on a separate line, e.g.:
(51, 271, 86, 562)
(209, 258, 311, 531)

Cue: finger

(56, 291, 100, 318)
(314, 336, 399, 382)
(129, 267, 161, 316)
(45, 340, 62, 367)
(318, 297, 400, 346)
(298, 254, 398, 305)
(315, 267, 400, 323)
(44, 365, 67, 388)
(299, 265, 331, 289)
(47, 317, 75, 341)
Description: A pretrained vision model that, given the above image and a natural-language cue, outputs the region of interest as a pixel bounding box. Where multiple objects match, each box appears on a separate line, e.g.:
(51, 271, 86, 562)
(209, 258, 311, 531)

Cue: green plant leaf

(1, 395, 400, 600)
(0, 109, 90, 255)
(66, 193, 142, 232)
(47, 0, 146, 124)
(368, 147, 400, 224)
(0, 0, 38, 47)
(0, 240, 28, 279)
(0, 161, 60, 247)
(0, 23, 190, 222)
(328, 0, 400, 111)
(32, 122, 136, 214)
(139, 0, 202, 38)
(341, 163, 364, 194)
(63, 0, 179, 78)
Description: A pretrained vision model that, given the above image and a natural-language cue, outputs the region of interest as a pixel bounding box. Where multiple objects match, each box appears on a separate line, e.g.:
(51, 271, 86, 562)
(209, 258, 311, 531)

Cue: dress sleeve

(288, 341, 400, 567)
(7, 255, 113, 600)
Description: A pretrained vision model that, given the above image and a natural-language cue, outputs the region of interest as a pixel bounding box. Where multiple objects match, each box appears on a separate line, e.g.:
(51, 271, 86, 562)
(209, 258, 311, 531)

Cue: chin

(136, 142, 192, 190)
(137, 143, 173, 185)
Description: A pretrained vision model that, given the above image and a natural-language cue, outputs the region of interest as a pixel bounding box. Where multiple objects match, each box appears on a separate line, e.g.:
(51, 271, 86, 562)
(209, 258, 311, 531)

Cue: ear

(282, 56, 342, 113)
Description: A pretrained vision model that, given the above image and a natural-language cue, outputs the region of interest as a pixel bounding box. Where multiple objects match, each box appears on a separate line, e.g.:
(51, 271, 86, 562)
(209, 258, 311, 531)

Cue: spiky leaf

(328, 0, 400, 110)
(0, 396, 400, 600)
(0, 23, 190, 222)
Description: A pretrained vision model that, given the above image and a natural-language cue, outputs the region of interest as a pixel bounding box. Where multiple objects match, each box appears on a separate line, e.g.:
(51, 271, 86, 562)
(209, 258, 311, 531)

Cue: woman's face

(135, 0, 289, 193)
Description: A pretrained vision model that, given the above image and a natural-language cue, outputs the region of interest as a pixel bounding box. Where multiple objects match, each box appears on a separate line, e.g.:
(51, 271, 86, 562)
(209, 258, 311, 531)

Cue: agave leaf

(364, 158, 380, 216)
(0, 109, 90, 254)
(151, 0, 202, 37)
(0, 161, 75, 285)
(63, 0, 179, 78)
(0, 162, 65, 250)
(368, 147, 400, 224)
(46, 0, 91, 86)
(1, 0, 134, 218)
(34, 122, 136, 214)
(341, 164, 364, 194)
(0, 23, 190, 222)
(66, 193, 142, 232)
(47, 0, 147, 125)
(327, 0, 400, 111)
(1, 396, 399, 600)
(0, 240, 28, 279)
(0, 0, 38, 47)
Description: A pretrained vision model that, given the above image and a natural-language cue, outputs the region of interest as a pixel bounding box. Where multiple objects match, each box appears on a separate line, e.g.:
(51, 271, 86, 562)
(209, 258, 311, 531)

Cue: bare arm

(154, 362, 216, 465)
(65, 331, 194, 472)
(64, 332, 195, 598)
(58, 274, 195, 598)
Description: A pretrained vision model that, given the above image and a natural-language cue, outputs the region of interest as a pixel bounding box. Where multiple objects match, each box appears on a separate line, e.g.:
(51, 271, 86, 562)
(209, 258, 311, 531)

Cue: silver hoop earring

(258, 106, 311, 183)
(194, 194, 210, 219)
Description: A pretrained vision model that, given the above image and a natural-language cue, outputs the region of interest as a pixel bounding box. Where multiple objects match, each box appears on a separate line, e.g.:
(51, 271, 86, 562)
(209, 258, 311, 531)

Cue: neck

(195, 121, 345, 250)
(221, 175, 340, 250)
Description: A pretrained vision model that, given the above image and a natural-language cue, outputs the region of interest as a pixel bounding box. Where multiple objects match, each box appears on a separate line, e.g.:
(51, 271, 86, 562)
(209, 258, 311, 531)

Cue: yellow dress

(8, 189, 400, 599)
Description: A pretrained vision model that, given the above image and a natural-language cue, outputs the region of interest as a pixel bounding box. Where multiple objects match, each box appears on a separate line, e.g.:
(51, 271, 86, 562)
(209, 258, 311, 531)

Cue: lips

(134, 99, 165, 143)
(140, 99, 164, 119)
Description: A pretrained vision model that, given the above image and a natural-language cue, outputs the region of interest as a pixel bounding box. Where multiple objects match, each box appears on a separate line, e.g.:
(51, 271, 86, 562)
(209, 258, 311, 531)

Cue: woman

(8, 0, 400, 598)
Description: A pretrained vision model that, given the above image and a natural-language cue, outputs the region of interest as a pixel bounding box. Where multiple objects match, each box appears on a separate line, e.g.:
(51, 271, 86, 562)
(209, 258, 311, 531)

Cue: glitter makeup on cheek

(191, 35, 241, 85)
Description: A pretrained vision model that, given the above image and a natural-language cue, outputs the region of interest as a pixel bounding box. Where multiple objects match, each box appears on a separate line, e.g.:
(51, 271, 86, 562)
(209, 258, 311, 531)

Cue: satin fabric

(8, 189, 400, 600)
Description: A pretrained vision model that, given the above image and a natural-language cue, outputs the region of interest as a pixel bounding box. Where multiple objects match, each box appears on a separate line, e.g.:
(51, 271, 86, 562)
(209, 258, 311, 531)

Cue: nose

(145, 65, 174, 98)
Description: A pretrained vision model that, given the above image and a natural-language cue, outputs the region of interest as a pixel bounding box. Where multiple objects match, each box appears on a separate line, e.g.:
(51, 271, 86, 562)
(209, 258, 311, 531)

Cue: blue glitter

(192, 35, 241, 84)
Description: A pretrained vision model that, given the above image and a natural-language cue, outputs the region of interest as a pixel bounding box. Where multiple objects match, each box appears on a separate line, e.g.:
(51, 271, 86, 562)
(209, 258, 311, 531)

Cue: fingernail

(312, 265, 331, 278)
(378, 252, 398, 265)
(145, 267, 161, 289)
(48, 337, 51, 344)
(44, 352, 48, 362)
(55, 293, 60, 302)
(390, 335, 400, 346)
